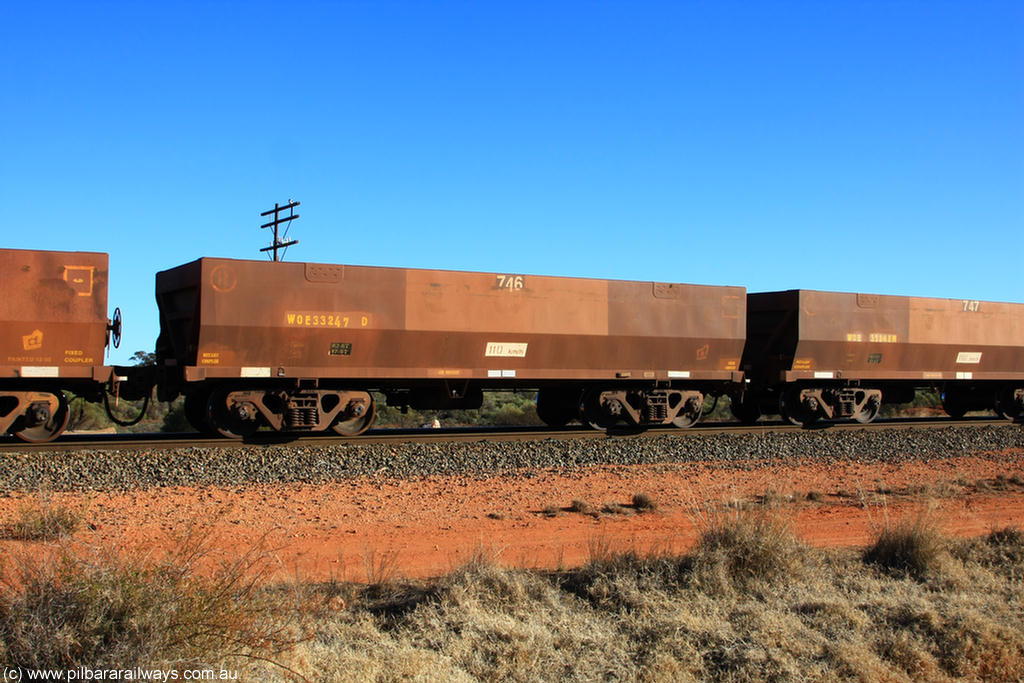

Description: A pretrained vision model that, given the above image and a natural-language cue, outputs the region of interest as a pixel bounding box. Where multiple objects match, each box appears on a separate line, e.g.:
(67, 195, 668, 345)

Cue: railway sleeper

(208, 388, 374, 438)
(582, 389, 703, 429)
(781, 386, 882, 426)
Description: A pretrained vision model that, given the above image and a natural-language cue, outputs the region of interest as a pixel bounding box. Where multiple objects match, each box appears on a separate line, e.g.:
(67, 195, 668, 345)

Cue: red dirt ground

(3, 449, 1024, 582)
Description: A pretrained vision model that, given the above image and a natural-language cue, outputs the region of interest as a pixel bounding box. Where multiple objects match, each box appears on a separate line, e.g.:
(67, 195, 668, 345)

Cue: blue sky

(2, 1, 1021, 364)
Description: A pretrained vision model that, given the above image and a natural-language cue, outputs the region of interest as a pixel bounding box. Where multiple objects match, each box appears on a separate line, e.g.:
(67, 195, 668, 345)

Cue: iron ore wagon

(147, 257, 748, 437)
(0, 248, 119, 441)
(735, 290, 1024, 425)
(7, 247, 1021, 442)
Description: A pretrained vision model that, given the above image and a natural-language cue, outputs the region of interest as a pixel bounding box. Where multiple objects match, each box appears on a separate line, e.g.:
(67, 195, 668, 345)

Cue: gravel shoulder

(1, 425, 1023, 581)
(0, 424, 1021, 492)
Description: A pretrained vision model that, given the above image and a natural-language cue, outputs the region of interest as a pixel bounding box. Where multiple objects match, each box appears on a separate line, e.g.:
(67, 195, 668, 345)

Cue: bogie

(578, 388, 704, 430)
(778, 386, 882, 427)
(200, 386, 375, 439)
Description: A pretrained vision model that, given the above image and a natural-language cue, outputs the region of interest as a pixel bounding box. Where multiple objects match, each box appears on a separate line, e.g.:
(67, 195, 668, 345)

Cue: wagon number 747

(962, 300, 981, 313)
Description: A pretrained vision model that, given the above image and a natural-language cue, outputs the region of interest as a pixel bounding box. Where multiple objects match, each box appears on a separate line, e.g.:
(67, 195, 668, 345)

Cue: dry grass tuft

(631, 492, 657, 512)
(361, 545, 401, 587)
(586, 534, 617, 565)
(444, 543, 507, 581)
(569, 499, 595, 516)
(758, 488, 790, 508)
(4, 495, 83, 541)
(0, 529, 301, 672)
(987, 525, 1024, 547)
(950, 525, 1024, 585)
(690, 510, 806, 594)
(540, 505, 561, 518)
(863, 509, 947, 580)
(601, 502, 632, 515)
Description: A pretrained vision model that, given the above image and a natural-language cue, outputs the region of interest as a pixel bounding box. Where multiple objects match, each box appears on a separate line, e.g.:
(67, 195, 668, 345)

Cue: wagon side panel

(0, 248, 110, 381)
(173, 258, 744, 384)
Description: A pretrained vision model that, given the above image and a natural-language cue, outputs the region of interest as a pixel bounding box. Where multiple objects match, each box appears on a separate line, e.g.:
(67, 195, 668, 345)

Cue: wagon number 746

(495, 275, 525, 290)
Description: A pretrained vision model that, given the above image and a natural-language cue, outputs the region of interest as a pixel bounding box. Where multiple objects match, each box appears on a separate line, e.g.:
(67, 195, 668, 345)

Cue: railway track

(0, 415, 1013, 453)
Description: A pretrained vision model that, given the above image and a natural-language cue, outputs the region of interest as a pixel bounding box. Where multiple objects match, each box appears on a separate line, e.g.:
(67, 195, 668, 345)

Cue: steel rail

(0, 416, 1014, 453)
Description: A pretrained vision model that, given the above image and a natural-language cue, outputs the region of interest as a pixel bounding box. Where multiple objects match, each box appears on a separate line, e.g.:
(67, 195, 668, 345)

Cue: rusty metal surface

(0, 248, 111, 382)
(744, 290, 1024, 382)
(155, 258, 746, 387)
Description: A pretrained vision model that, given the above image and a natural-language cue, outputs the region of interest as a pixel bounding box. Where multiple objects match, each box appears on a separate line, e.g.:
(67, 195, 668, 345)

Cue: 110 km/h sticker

(485, 342, 528, 358)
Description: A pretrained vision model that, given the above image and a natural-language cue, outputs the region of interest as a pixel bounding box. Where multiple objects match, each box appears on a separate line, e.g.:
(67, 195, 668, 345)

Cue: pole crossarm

(259, 200, 300, 261)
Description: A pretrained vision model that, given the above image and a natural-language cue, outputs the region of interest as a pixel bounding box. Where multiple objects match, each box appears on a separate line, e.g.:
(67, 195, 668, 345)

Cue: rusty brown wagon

(146, 257, 747, 437)
(736, 290, 1024, 425)
(0, 248, 119, 442)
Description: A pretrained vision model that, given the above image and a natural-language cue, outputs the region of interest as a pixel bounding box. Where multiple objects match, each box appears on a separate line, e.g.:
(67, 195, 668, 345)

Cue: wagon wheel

(535, 389, 579, 428)
(996, 405, 1022, 422)
(941, 392, 967, 419)
(779, 389, 818, 428)
(729, 395, 761, 424)
(184, 390, 216, 434)
(672, 396, 704, 429)
(854, 398, 881, 424)
(14, 392, 70, 443)
(671, 411, 699, 428)
(580, 391, 612, 431)
(332, 400, 376, 436)
(207, 390, 261, 439)
(994, 390, 1023, 422)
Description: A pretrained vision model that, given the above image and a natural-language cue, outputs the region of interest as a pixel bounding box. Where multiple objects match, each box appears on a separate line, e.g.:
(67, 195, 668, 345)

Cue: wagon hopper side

(737, 290, 1024, 425)
(153, 258, 746, 437)
(0, 248, 114, 441)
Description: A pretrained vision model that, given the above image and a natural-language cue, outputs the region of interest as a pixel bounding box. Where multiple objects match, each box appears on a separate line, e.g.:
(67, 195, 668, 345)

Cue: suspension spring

(645, 403, 668, 422)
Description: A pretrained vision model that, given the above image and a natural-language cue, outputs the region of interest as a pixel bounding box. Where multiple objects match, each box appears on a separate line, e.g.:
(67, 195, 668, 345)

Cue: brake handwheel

(109, 307, 123, 349)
